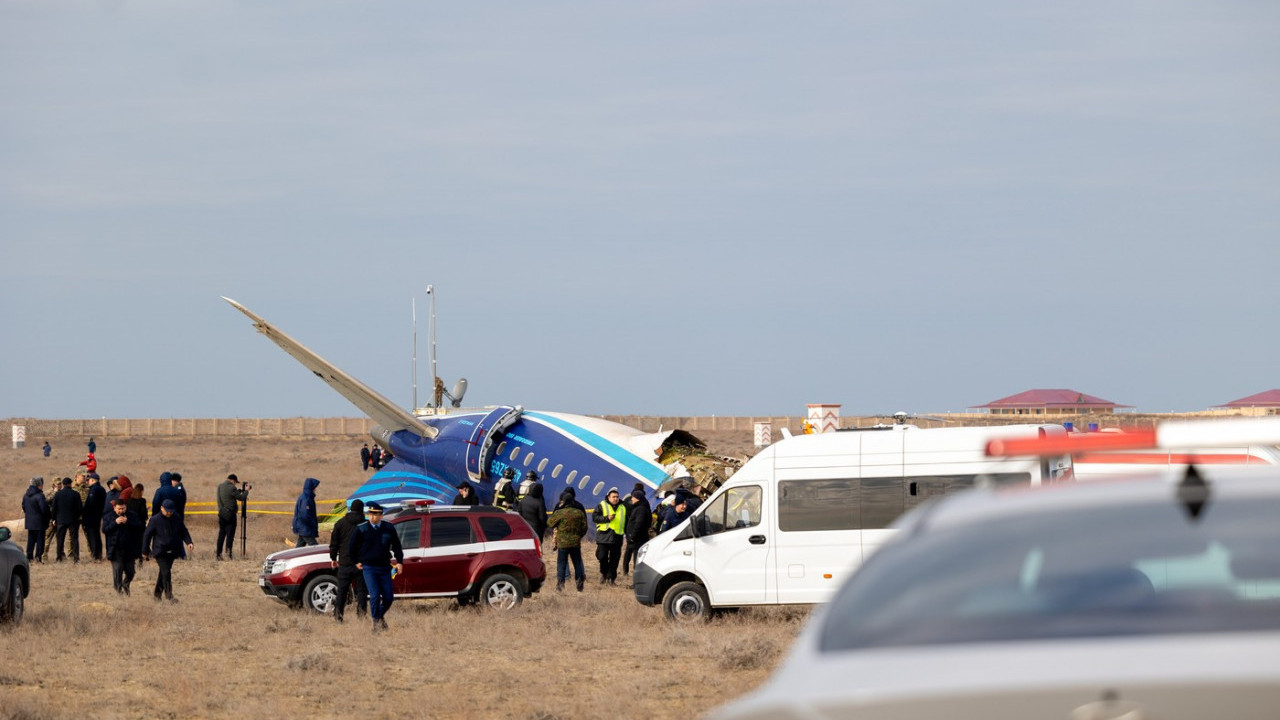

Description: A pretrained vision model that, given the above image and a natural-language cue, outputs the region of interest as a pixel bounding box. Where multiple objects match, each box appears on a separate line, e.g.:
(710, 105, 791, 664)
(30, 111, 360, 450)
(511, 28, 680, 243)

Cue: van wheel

(662, 581, 710, 623)
(0, 575, 23, 625)
(302, 574, 339, 614)
(479, 573, 524, 610)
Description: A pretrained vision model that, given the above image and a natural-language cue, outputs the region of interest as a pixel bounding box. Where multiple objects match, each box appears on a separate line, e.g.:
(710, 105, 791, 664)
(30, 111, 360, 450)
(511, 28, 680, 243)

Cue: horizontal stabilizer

(223, 297, 436, 439)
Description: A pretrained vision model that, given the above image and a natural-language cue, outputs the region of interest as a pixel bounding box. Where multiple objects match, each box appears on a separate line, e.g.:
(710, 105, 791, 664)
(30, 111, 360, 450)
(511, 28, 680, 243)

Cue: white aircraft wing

(223, 297, 437, 439)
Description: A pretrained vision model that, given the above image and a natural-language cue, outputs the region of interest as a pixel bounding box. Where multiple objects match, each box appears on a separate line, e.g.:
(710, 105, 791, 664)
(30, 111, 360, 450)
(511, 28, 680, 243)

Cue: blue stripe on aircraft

(352, 471, 455, 499)
(525, 411, 667, 486)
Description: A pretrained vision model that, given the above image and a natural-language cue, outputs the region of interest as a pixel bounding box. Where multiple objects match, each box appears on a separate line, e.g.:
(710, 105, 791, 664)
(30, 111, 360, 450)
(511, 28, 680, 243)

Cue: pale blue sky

(2, 1, 1278, 419)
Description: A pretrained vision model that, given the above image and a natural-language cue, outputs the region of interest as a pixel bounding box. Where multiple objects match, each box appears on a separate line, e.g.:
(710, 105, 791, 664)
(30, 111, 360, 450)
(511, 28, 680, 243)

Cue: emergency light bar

(986, 417, 1280, 458)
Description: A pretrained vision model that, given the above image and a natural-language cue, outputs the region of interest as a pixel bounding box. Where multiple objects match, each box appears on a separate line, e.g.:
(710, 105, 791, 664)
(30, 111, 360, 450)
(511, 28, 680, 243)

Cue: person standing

(216, 474, 249, 560)
(621, 487, 652, 578)
(291, 477, 320, 547)
(42, 441, 51, 458)
(328, 499, 368, 622)
(126, 482, 147, 569)
(142, 499, 194, 602)
(349, 502, 403, 633)
(102, 498, 144, 594)
(151, 472, 181, 518)
(517, 482, 547, 541)
(87, 437, 96, 455)
(79, 452, 97, 473)
(82, 473, 106, 561)
(452, 482, 479, 506)
(51, 477, 83, 562)
(369, 446, 382, 470)
(591, 487, 627, 585)
(493, 467, 517, 511)
(547, 488, 588, 592)
(360, 444, 371, 471)
(22, 477, 50, 562)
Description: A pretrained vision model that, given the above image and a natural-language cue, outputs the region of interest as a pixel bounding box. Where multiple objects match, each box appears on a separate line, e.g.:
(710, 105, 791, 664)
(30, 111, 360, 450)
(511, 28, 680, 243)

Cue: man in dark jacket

(22, 477, 50, 562)
(518, 482, 547, 541)
(291, 477, 320, 546)
(621, 487, 653, 578)
(151, 472, 182, 518)
(143, 499, 194, 602)
(349, 502, 403, 633)
(51, 477, 83, 562)
(328, 499, 367, 622)
(452, 482, 480, 506)
(103, 498, 144, 594)
(216, 473, 248, 560)
(360, 444, 371, 471)
(493, 467, 517, 510)
(591, 487, 627, 585)
(81, 473, 107, 561)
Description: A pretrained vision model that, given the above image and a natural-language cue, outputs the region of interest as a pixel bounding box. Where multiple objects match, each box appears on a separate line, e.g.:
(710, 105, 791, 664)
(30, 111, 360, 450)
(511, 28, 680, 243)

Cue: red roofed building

(972, 389, 1131, 416)
(1215, 390, 1280, 415)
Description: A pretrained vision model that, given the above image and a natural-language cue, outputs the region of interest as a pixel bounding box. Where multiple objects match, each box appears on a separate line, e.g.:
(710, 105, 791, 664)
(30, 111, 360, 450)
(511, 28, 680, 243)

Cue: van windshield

(818, 495, 1280, 651)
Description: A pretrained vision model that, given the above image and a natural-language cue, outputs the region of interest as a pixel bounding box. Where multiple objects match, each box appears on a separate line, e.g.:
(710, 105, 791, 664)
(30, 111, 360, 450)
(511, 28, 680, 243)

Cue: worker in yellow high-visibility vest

(591, 488, 627, 585)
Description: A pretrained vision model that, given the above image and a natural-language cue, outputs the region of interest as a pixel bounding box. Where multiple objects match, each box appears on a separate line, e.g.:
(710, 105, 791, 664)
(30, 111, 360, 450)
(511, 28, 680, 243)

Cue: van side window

(862, 477, 905, 530)
(779, 479, 859, 531)
(697, 486, 763, 536)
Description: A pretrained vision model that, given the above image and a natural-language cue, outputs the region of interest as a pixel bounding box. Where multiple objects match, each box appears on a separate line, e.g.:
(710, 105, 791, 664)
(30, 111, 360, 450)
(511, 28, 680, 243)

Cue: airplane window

(523, 452, 534, 467)
(579, 475, 589, 490)
(566, 470, 577, 485)
(592, 481, 605, 496)
(496, 441, 507, 456)
(537, 458, 549, 473)
(509, 447, 520, 462)
(552, 464, 563, 479)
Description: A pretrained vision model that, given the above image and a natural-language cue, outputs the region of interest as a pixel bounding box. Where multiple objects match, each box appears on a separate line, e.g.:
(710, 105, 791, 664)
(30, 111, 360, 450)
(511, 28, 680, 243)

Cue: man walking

(51, 477, 83, 562)
(103, 498, 144, 594)
(82, 473, 106, 561)
(22, 477, 50, 562)
(291, 477, 320, 547)
(142, 499, 194, 602)
(328, 499, 368, 622)
(591, 487, 627, 585)
(216, 474, 248, 560)
(349, 502, 403, 633)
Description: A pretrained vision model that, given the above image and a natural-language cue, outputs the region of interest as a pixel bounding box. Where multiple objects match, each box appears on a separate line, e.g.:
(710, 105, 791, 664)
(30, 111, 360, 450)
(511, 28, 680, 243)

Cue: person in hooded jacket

(51, 477, 83, 562)
(102, 498, 144, 594)
(547, 487, 588, 591)
(151, 472, 182, 519)
(22, 477, 50, 562)
(328, 499, 368, 622)
(126, 482, 147, 568)
(452, 482, 479, 506)
(621, 487, 653, 578)
(292, 477, 320, 547)
(517, 481, 547, 541)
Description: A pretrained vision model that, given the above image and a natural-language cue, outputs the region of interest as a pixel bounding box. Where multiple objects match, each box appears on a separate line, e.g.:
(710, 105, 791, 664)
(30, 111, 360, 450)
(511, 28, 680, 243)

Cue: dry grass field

(0, 433, 803, 720)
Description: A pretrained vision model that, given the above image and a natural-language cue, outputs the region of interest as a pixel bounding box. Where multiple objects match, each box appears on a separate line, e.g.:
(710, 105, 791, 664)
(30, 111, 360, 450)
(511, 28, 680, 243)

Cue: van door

(692, 484, 771, 606)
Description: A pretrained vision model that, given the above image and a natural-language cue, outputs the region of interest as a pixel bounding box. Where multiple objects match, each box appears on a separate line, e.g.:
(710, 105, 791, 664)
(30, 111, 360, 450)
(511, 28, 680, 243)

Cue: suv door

(392, 517, 426, 594)
(420, 515, 481, 594)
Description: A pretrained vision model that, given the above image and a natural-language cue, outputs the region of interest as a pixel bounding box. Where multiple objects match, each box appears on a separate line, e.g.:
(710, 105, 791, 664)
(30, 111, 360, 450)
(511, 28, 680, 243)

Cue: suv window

(395, 518, 422, 550)
(430, 516, 473, 547)
(479, 516, 513, 542)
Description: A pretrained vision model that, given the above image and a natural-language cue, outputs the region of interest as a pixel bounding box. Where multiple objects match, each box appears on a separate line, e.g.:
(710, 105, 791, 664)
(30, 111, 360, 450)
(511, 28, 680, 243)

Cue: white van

(632, 423, 1073, 621)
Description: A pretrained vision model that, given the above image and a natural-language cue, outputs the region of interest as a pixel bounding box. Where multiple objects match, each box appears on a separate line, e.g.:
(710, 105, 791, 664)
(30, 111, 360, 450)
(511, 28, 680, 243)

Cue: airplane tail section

(223, 297, 437, 439)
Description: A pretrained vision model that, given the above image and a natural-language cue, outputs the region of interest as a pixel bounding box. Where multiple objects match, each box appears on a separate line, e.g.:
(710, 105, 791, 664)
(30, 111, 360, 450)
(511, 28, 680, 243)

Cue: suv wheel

(478, 573, 524, 610)
(302, 574, 338, 614)
(662, 581, 710, 623)
(1, 575, 24, 625)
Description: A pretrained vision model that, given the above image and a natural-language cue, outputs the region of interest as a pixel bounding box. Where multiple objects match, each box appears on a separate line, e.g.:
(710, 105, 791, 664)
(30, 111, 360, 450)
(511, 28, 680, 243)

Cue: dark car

(258, 502, 546, 613)
(0, 527, 31, 625)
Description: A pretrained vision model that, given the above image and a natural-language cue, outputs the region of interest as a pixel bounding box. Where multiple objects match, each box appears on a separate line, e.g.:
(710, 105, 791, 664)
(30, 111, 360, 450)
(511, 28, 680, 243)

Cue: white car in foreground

(712, 468, 1280, 720)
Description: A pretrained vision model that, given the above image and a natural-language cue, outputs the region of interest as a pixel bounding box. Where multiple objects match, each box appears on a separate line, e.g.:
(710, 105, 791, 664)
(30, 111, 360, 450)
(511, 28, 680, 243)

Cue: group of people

(358, 443, 393, 471)
(19, 469, 198, 601)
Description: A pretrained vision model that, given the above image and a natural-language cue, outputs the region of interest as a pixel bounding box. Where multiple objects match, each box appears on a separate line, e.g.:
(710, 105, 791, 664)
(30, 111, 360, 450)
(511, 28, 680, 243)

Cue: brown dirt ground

(0, 432, 803, 720)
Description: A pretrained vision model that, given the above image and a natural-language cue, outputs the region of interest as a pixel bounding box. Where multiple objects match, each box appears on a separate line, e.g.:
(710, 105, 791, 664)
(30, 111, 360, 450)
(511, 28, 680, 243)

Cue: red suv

(258, 502, 546, 613)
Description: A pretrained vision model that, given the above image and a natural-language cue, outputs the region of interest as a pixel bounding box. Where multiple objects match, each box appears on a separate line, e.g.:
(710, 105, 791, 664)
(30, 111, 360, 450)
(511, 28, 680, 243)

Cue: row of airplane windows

(495, 440, 607, 498)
